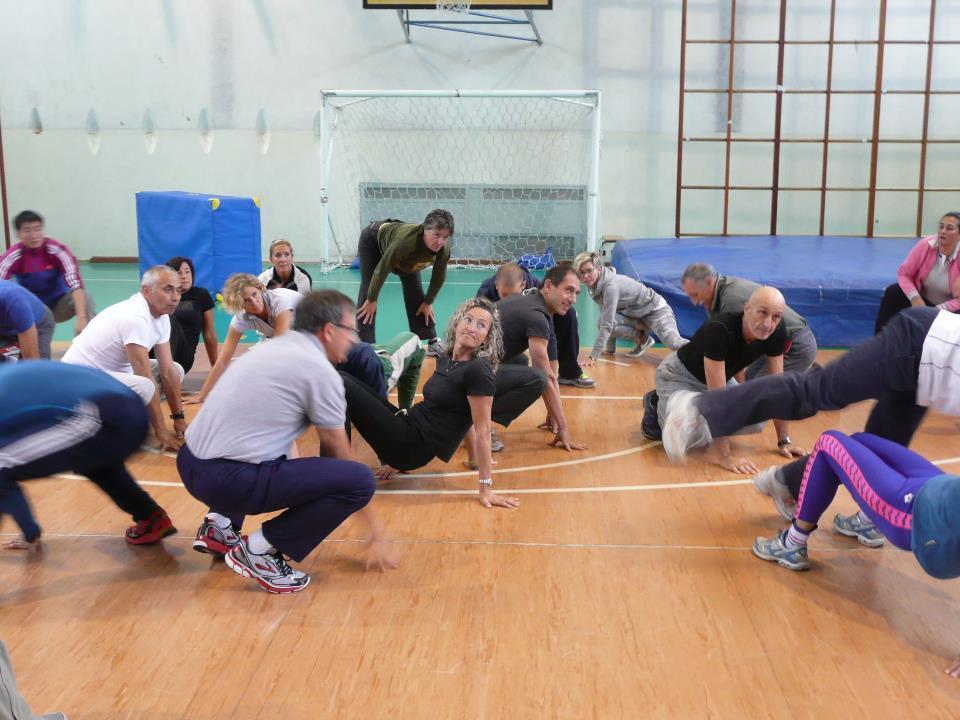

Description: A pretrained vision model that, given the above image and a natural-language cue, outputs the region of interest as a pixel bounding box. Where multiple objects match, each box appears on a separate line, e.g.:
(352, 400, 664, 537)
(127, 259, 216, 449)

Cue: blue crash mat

(611, 235, 918, 347)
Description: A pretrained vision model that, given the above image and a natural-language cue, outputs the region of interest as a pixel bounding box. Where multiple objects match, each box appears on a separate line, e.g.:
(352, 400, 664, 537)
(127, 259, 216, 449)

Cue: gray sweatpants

(616, 305, 687, 351)
(654, 352, 766, 439)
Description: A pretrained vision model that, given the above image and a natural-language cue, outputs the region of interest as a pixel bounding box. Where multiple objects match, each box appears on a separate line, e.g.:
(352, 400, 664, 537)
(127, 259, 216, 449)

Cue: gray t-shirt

(710, 275, 807, 337)
(185, 330, 346, 463)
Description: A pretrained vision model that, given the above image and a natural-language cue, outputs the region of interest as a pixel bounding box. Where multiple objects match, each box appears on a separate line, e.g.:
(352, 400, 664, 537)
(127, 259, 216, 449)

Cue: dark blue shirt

(0, 280, 46, 337)
(0, 362, 136, 448)
(912, 473, 960, 580)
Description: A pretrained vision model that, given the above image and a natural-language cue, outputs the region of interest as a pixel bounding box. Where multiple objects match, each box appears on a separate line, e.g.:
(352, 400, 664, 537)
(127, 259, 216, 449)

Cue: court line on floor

(49, 454, 960, 495)
(0, 531, 883, 554)
(596, 357, 630, 367)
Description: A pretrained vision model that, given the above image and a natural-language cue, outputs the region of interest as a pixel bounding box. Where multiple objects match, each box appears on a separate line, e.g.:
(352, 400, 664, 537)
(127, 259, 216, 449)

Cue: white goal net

(319, 90, 601, 267)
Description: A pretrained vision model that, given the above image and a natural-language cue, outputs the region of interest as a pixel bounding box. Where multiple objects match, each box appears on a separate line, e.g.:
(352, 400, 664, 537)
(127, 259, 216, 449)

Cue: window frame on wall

(675, 0, 960, 238)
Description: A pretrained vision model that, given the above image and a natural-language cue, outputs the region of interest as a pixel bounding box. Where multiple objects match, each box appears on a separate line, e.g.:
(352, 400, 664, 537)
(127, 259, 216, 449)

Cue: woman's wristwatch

(478, 477, 493, 486)
(777, 436, 792, 448)
(170, 412, 186, 420)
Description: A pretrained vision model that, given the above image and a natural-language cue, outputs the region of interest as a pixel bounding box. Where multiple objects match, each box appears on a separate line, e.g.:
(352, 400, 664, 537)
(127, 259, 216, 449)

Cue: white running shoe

(225, 537, 310, 594)
(661, 390, 712, 463)
(752, 466, 797, 521)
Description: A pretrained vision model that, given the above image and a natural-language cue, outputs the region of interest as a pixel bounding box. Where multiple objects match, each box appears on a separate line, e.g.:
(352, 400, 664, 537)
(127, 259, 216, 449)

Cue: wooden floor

(3, 347, 960, 719)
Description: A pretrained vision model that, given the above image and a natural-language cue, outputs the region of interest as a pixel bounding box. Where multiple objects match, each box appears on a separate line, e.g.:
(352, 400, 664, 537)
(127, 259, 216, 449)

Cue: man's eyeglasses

(334, 322, 360, 339)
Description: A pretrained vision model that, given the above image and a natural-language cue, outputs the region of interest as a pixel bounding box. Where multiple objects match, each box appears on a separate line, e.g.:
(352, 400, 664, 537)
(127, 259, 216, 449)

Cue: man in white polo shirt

(62, 265, 185, 452)
(177, 289, 395, 594)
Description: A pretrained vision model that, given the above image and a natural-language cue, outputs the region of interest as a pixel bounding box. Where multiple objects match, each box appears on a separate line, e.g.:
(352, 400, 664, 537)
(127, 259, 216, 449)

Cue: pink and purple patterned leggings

(796, 431, 941, 550)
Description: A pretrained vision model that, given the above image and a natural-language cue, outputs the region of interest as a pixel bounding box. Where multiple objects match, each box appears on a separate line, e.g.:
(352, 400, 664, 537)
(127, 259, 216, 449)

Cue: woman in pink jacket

(875, 211, 960, 332)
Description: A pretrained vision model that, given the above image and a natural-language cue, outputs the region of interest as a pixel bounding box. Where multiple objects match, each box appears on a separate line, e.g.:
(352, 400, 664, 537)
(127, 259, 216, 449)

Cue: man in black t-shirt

(496, 264, 587, 452)
(650, 286, 802, 473)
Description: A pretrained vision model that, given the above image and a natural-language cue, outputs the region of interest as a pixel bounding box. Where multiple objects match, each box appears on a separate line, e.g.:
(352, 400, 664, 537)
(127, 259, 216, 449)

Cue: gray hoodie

(587, 266, 667, 358)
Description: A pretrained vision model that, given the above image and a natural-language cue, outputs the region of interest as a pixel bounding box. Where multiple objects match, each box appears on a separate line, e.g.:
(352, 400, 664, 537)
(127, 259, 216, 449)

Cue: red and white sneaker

(224, 536, 310, 594)
(125, 508, 176, 545)
(192, 516, 241, 557)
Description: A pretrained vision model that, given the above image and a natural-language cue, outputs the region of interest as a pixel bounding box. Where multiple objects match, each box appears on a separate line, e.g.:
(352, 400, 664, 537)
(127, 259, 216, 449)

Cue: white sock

(246, 530, 276, 556)
(207, 512, 232, 530)
(785, 523, 810, 549)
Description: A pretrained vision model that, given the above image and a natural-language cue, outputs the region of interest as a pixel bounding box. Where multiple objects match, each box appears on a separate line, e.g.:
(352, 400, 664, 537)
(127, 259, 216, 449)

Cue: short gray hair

(681, 263, 718, 285)
(423, 209, 455, 235)
(293, 290, 355, 334)
(141, 265, 177, 289)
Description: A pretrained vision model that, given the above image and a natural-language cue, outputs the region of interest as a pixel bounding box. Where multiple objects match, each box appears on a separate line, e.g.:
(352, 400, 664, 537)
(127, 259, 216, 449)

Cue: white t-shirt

(229, 288, 302, 337)
(185, 331, 346, 463)
(62, 292, 170, 374)
(917, 310, 960, 416)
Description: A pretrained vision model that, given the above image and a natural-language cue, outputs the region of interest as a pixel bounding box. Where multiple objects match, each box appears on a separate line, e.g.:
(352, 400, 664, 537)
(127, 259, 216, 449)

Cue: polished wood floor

(3, 347, 960, 719)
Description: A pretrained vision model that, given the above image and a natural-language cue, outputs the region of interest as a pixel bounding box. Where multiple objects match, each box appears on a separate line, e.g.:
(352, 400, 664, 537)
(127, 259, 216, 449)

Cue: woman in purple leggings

(753, 430, 960, 676)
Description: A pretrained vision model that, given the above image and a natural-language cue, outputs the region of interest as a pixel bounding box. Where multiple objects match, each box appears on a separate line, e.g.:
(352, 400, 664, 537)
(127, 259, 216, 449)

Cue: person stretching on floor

(662, 306, 960, 543)
(573, 251, 686, 361)
(185, 273, 393, 405)
(751, 430, 960, 677)
(649, 286, 804, 472)
(342, 297, 544, 509)
(178, 290, 395, 593)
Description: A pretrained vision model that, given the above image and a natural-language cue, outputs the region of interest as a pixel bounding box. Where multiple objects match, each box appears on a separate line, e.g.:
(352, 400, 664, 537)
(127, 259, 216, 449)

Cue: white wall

(1, 1, 955, 258)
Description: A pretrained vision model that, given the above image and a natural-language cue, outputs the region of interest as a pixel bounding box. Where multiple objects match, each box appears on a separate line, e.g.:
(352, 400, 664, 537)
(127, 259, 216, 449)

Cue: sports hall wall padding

(136, 191, 262, 298)
(612, 236, 917, 347)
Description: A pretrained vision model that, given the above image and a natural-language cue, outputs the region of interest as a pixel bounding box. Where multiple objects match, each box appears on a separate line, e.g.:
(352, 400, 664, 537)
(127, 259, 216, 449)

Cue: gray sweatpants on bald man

(654, 352, 766, 439)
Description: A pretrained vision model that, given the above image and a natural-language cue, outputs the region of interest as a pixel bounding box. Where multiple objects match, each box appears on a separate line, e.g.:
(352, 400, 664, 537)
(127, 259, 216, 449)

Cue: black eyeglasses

(334, 322, 360, 339)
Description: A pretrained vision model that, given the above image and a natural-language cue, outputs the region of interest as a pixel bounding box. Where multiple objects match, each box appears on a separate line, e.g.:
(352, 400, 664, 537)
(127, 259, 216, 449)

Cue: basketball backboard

(364, 1, 552, 8)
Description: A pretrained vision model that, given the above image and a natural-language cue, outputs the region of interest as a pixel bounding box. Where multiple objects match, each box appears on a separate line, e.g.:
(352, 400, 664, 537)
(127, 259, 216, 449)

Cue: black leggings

(341, 372, 435, 471)
(875, 282, 934, 333)
(341, 364, 546, 470)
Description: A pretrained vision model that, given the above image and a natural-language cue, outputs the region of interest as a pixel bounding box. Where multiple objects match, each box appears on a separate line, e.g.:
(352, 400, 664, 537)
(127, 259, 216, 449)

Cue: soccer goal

(318, 89, 601, 267)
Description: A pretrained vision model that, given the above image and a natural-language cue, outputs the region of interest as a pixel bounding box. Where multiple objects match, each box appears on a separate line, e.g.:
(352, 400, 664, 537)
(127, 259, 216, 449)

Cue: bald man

(648, 286, 804, 472)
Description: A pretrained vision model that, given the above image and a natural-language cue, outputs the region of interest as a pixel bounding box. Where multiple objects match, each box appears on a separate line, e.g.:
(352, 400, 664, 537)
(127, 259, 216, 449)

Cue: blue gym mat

(611, 235, 918, 347)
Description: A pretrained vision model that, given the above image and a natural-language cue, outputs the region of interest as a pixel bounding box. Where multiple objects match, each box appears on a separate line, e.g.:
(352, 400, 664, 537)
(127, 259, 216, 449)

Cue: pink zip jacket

(897, 235, 960, 313)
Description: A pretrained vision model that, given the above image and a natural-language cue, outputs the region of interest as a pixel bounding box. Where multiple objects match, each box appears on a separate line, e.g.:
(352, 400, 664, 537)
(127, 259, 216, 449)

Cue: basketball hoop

(436, 0, 471, 13)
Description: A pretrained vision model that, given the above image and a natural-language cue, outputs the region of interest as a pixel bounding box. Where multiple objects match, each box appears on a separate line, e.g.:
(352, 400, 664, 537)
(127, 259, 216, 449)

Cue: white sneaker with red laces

(224, 536, 310, 593)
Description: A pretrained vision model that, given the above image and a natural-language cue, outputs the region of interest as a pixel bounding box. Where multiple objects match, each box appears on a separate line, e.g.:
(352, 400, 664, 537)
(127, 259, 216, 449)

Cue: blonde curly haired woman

(342, 298, 541, 508)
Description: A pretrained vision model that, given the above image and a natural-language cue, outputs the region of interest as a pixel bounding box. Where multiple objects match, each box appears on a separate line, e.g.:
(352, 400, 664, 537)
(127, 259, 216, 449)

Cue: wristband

(777, 436, 792, 448)
(478, 477, 493, 486)
(170, 412, 185, 420)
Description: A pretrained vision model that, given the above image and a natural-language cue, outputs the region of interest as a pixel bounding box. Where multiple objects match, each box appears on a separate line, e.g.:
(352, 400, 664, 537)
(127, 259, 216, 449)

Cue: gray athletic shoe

(490, 430, 505, 453)
(625, 335, 656, 358)
(661, 390, 712, 463)
(558, 373, 597, 388)
(752, 529, 811, 571)
(752, 466, 797, 521)
(833, 512, 885, 547)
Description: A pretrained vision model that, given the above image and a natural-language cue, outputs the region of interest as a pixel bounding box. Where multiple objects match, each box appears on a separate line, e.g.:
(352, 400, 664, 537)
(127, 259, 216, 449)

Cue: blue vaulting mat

(611, 235, 917, 346)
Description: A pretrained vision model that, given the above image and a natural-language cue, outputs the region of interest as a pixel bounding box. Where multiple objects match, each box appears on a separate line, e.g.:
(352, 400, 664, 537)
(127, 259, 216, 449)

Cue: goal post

(319, 89, 601, 267)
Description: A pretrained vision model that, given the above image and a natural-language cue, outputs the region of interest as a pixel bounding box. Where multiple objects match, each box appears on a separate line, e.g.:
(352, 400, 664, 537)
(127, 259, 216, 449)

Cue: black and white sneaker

(224, 536, 310, 593)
